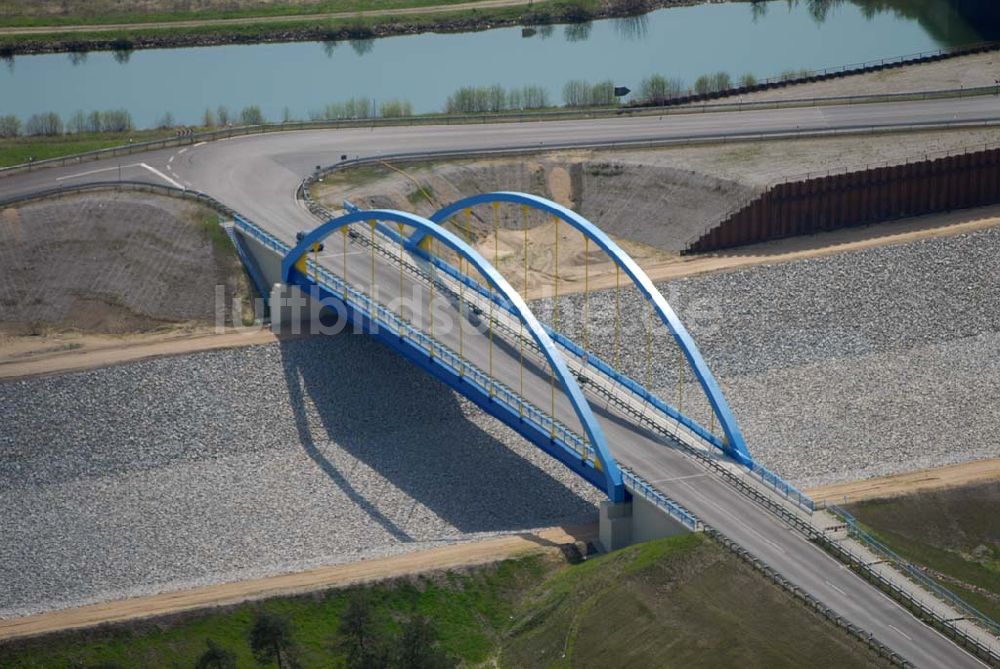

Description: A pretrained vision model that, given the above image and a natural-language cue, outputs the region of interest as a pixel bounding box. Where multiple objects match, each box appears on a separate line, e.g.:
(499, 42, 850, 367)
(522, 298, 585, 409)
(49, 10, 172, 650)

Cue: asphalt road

(3, 96, 998, 666)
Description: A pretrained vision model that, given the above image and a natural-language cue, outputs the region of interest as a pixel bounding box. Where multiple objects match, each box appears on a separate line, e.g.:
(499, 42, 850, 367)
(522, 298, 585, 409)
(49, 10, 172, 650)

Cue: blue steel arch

(281, 208, 626, 502)
(425, 192, 753, 467)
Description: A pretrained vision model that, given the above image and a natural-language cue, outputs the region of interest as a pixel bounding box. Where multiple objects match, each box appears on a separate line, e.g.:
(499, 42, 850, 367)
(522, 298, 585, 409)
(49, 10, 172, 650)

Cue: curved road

(3, 96, 999, 667)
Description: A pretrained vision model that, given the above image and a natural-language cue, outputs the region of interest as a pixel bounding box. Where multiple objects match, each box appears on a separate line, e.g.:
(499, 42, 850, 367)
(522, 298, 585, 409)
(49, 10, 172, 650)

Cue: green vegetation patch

(0, 130, 172, 168)
(503, 534, 881, 668)
(0, 534, 886, 667)
(846, 481, 1000, 620)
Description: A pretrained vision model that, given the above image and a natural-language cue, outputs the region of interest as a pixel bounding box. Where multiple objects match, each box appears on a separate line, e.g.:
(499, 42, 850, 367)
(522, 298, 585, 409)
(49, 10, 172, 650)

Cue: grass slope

(0, 130, 174, 168)
(847, 481, 1000, 621)
(0, 534, 884, 668)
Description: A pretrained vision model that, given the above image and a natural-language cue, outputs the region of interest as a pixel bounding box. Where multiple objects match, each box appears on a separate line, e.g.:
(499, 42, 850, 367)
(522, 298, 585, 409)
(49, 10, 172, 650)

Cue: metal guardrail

(829, 505, 1000, 641)
(12, 161, 991, 663)
(817, 530, 1000, 665)
(705, 525, 913, 667)
(234, 212, 598, 465)
(4, 77, 999, 179)
(621, 468, 699, 531)
(0, 179, 236, 213)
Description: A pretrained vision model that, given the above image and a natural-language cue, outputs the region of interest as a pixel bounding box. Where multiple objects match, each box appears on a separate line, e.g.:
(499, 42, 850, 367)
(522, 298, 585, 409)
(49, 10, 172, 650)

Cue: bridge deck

(287, 218, 992, 668)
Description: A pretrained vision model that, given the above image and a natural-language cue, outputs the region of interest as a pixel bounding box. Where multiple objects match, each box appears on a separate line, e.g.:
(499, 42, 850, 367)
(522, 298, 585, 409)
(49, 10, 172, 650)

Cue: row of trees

(0, 109, 133, 137)
(201, 105, 268, 128)
(562, 79, 616, 107)
(191, 596, 455, 669)
(305, 98, 414, 121)
(1, 66, 811, 139)
(634, 71, 762, 104)
(444, 85, 551, 114)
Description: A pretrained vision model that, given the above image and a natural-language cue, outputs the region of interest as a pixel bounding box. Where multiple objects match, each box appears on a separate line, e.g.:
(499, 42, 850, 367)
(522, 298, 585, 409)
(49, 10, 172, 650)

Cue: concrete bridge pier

(270, 282, 311, 334)
(598, 495, 692, 553)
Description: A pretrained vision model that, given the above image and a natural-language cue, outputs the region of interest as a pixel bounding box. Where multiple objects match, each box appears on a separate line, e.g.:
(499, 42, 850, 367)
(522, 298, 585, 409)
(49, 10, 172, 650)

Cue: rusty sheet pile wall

(683, 147, 1000, 254)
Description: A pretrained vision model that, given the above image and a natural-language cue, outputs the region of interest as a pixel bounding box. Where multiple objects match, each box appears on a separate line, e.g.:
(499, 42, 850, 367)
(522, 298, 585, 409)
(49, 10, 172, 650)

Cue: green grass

(847, 481, 1000, 621)
(0, 534, 886, 668)
(0, 130, 172, 168)
(0, 0, 516, 28)
(195, 210, 232, 255)
(0, 0, 602, 54)
(406, 183, 435, 205)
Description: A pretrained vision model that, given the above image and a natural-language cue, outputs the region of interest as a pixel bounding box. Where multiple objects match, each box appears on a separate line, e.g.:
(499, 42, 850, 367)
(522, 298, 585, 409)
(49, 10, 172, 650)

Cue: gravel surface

(3, 225, 996, 617)
(532, 226, 1000, 488)
(0, 335, 600, 618)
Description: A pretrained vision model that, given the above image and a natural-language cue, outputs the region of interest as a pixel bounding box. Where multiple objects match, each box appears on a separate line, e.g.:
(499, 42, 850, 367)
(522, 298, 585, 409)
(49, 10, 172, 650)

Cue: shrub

(0, 114, 20, 137)
(156, 111, 175, 129)
(24, 112, 62, 136)
(562, 79, 590, 107)
(100, 109, 133, 132)
(240, 105, 264, 125)
(590, 80, 616, 106)
(67, 110, 87, 134)
(638, 74, 684, 103)
(710, 71, 732, 92)
(378, 99, 412, 118)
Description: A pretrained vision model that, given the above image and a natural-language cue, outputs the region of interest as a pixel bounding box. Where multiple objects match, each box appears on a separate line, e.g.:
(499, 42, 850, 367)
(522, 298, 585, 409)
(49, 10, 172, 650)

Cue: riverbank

(0, 0, 702, 55)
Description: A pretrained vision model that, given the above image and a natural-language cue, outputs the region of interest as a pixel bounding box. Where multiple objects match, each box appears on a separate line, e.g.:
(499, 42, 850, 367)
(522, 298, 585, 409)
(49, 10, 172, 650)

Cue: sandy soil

(6, 202, 997, 378)
(321, 158, 1000, 300)
(738, 51, 1000, 103)
(315, 128, 1000, 297)
(807, 458, 1000, 506)
(0, 192, 254, 351)
(0, 327, 277, 381)
(0, 524, 595, 642)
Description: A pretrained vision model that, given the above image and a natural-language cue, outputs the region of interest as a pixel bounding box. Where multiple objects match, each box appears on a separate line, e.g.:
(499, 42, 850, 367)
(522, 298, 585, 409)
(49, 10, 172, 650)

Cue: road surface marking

(178, 147, 189, 155)
(140, 163, 184, 189)
(193, 142, 206, 147)
(824, 580, 848, 597)
(167, 155, 174, 165)
(55, 163, 141, 181)
(887, 625, 913, 641)
(650, 473, 707, 485)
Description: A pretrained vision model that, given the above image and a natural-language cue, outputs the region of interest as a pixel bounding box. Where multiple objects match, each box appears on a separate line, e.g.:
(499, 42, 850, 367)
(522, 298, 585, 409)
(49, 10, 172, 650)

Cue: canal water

(0, 0, 995, 128)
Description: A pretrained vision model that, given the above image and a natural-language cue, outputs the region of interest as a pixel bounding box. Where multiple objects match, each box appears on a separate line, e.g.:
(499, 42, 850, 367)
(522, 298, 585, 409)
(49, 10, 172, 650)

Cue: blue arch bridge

(236, 190, 814, 543)
(226, 190, 999, 665)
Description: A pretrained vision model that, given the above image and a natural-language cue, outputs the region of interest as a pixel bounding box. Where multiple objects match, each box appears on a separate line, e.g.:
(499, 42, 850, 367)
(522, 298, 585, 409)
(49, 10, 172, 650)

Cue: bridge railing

(346, 206, 818, 514)
(306, 257, 595, 464)
(828, 505, 1000, 640)
(704, 525, 914, 667)
(621, 468, 699, 531)
(239, 207, 709, 530)
(266, 213, 603, 466)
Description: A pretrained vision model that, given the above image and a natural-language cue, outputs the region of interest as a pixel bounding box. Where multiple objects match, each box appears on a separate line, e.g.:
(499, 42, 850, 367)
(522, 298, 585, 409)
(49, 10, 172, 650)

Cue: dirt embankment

(313, 128, 1000, 298)
(0, 192, 253, 363)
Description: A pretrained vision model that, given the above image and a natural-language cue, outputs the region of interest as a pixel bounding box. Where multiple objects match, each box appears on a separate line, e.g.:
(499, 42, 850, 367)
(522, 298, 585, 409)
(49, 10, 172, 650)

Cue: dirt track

(807, 459, 1000, 505)
(0, 525, 595, 642)
(5, 202, 999, 379)
(3, 454, 998, 643)
(0, 0, 537, 35)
